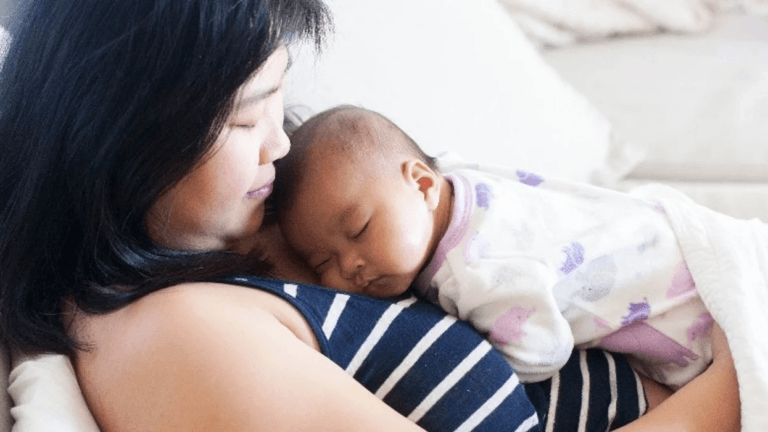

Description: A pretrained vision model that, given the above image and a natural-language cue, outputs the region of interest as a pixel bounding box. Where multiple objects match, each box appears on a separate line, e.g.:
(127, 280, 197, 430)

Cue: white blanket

(497, 0, 723, 47)
(636, 184, 768, 432)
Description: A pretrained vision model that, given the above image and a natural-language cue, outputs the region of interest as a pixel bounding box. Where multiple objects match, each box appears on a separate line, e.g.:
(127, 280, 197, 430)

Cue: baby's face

(281, 151, 435, 298)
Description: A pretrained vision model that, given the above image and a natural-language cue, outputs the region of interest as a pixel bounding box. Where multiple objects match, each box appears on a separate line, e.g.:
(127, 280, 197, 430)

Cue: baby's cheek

(389, 222, 432, 272)
(321, 269, 355, 293)
(320, 269, 340, 289)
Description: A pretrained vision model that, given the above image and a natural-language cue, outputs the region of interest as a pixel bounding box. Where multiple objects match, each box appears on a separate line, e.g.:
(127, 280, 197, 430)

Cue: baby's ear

(403, 159, 441, 211)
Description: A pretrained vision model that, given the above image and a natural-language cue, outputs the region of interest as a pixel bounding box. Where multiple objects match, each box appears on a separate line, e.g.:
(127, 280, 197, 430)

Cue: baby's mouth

(362, 276, 384, 292)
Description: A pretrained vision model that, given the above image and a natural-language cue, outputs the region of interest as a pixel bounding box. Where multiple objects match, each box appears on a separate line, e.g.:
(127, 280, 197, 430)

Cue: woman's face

(147, 47, 290, 253)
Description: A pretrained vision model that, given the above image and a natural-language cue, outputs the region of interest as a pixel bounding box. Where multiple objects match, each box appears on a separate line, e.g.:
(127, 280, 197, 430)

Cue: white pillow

(0, 348, 11, 432)
(8, 355, 99, 432)
(284, 0, 642, 185)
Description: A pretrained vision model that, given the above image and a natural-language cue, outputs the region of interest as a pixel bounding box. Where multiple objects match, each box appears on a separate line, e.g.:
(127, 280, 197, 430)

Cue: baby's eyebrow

(337, 203, 359, 227)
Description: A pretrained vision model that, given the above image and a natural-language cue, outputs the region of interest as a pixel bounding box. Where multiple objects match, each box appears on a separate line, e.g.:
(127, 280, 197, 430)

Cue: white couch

(2, 1, 766, 430)
(543, 11, 768, 223)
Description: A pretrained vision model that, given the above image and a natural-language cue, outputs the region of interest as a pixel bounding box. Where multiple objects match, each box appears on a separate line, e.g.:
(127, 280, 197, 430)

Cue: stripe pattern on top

(224, 276, 646, 431)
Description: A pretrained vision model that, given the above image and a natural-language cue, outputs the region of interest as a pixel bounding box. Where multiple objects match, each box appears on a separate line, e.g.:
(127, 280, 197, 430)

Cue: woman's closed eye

(231, 103, 267, 130)
(232, 116, 261, 129)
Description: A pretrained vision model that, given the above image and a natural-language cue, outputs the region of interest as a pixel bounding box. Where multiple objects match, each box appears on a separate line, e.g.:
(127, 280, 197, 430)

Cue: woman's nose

(259, 95, 290, 165)
(260, 125, 290, 165)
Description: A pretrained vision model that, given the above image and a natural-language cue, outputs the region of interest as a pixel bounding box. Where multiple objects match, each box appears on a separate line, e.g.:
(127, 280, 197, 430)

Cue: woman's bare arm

(615, 323, 740, 432)
(74, 283, 425, 432)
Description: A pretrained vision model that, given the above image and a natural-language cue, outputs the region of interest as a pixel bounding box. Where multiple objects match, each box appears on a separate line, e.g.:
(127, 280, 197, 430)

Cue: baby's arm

(616, 323, 740, 432)
(437, 259, 574, 382)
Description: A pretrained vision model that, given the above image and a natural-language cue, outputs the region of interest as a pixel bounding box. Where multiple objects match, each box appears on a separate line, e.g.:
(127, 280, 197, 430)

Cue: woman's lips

(245, 178, 274, 199)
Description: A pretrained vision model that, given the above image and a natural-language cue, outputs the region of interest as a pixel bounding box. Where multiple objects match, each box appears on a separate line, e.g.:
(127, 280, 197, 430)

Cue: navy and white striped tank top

(223, 276, 646, 432)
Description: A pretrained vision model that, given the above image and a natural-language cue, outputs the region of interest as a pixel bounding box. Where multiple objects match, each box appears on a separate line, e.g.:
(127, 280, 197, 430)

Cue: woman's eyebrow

(236, 86, 280, 109)
(236, 53, 291, 109)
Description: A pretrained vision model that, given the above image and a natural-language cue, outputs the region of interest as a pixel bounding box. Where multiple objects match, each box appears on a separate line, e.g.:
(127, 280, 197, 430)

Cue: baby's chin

(367, 276, 414, 299)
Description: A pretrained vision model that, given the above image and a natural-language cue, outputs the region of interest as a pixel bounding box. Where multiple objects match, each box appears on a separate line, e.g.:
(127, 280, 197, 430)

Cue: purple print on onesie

(490, 307, 536, 346)
(560, 242, 585, 274)
(687, 313, 714, 342)
(516, 170, 544, 187)
(622, 300, 650, 326)
(667, 261, 697, 299)
(464, 232, 490, 264)
(599, 321, 698, 367)
(475, 183, 492, 209)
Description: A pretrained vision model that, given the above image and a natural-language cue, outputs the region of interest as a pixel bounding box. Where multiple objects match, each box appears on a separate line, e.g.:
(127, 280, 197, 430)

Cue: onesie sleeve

(434, 257, 575, 383)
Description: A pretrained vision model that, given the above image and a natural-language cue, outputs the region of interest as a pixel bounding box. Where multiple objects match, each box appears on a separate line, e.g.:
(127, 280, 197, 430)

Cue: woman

(0, 0, 738, 430)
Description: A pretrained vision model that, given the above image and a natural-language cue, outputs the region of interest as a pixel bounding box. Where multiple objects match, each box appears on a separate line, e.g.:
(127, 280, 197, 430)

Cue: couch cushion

(618, 179, 768, 222)
(543, 12, 768, 183)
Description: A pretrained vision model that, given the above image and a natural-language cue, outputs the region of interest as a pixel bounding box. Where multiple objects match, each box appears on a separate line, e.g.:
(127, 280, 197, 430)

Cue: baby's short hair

(275, 105, 436, 213)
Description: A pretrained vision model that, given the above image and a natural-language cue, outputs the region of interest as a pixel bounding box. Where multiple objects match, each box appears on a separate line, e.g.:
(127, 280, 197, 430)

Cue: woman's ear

(403, 159, 441, 211)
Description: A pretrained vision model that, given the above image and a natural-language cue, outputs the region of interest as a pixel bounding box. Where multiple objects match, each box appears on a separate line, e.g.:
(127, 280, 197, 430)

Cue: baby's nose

(339, 253, 364, 279)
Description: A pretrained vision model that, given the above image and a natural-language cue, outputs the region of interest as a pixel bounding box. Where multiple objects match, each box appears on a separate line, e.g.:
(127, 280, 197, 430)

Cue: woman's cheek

(222, 137, 261, 194)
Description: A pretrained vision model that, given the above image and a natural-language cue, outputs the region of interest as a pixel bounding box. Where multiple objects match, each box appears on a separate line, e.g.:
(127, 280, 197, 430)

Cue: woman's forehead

(236, 46, 289, 105)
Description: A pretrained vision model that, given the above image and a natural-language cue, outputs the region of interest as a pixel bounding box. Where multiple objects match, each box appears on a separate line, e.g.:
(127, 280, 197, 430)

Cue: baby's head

(275, 105, 450, 297)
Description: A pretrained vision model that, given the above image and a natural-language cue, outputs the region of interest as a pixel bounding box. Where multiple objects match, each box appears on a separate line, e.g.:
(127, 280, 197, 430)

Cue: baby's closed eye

(352, 221, 369, 239)
(309, 256, 331, 273)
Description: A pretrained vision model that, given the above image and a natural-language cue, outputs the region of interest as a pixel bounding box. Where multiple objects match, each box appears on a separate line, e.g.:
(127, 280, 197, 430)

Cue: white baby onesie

(414, 163, 712, 386)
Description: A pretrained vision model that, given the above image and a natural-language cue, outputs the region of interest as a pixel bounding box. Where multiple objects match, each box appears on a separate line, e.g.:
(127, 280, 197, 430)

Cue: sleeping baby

(274, 104, 716, 388)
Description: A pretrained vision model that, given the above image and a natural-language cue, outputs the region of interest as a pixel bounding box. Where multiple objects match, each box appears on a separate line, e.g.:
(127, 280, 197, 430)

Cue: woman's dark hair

(0, 0, 330, 355)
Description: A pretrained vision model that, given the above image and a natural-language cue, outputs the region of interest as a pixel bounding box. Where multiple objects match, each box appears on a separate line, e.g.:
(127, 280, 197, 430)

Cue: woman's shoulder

(76, 281, 320, 355)
(73, 282, 321, 431)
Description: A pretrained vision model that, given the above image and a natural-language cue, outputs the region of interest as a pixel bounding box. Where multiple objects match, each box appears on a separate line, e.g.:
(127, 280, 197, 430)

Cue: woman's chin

(223, 208, 267, 254)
